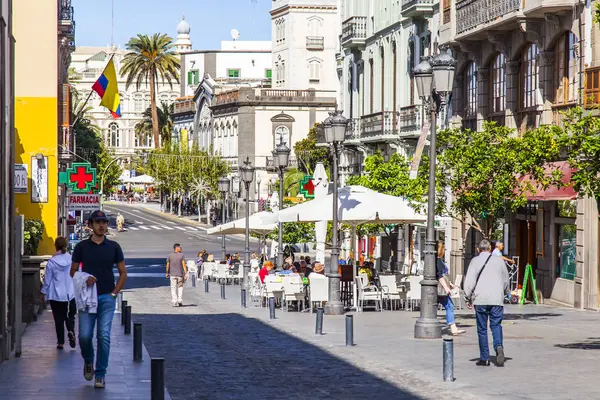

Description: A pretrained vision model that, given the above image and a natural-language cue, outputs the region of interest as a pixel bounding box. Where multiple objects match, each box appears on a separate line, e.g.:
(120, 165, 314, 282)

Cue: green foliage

(594, 3, 600, 25)
(136, 102, 174, 145)
(121, 33, 180, 148)
(556, 107, 600, 199)
(97, 145, 123, 193)
(146, 143, 229, 198)
(437, 121, 562, 237)
(267, 222, 315, 244)
(294, 124, 330, 175)
(24, 219, 44, 256)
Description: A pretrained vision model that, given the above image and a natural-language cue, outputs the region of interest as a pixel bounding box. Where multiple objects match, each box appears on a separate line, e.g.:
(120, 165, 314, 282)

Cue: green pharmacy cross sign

(299, 175, 315, 199)
(59, 163, 97, 193)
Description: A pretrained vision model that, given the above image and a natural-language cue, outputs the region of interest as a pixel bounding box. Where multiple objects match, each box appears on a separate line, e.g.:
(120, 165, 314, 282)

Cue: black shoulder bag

(465, 255, 493, 305)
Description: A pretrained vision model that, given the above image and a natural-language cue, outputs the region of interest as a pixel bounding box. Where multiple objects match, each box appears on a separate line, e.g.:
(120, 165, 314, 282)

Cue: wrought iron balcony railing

(360, 111, 400, 140)
(341, 16, 367, 49)
(455, 0, 520, 34)
(401, 0, 435, 18)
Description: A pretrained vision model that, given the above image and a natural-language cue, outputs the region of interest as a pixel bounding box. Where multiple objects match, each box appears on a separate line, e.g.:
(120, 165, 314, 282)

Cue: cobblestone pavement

(122, 276, 600, 400)
(0, 307, 171, 400)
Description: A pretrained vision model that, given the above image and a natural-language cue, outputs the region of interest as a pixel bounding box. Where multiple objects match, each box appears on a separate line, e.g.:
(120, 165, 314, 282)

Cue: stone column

(537, 51, 555, 125)
(505, 60, 520, 130)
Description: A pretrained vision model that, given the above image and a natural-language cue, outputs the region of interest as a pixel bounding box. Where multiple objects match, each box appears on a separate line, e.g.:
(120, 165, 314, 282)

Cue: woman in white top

(41, 237, 76, 349)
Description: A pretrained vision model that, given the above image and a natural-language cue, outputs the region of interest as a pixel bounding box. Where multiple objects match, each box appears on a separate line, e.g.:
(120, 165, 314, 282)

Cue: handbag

(464, 255, 493, 304)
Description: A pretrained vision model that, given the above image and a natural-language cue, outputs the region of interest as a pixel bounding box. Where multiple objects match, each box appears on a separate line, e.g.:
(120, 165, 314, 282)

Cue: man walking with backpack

(464, 239, 510, 367)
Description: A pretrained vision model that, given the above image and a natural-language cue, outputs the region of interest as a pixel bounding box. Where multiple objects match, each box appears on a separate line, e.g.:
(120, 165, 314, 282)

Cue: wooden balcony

(173, 98, 195, 115)
(584, 66, 600, 108)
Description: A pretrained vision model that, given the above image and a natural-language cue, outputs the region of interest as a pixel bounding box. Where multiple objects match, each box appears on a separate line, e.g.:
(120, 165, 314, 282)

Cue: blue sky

(72, 0, 272, 49)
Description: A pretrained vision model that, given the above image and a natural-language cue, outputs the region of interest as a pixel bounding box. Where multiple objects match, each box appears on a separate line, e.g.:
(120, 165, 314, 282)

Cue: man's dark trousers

(475, 305, 504, 361)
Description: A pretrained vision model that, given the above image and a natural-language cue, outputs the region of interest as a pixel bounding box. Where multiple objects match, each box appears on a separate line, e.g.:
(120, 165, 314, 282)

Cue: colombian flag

(92, 57, 121, 118)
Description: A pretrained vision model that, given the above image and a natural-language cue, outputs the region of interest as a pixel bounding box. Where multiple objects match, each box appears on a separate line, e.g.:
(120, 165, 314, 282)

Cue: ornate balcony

(58, 2, 75, 39)
(401, 0, 434, 18)
(306, 36, 324, 51)
(173, 98, 195, 115)
(360, 111, 400, 142)
(456, 0, 520, 35)
(345, 118, 362, 144)
(584, 66, 600, 108)
(341, 16, 367, 50)
(398, 105, 423, 138)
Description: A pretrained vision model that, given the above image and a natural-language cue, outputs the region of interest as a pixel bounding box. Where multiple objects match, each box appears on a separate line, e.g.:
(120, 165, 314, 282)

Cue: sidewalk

(0, 307, 171, 400)
(124, 275, 600, 399)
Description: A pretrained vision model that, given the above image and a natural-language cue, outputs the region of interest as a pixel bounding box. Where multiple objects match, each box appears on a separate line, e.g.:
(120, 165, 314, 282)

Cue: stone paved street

(121, 274, 600, 400)
(0, 307, 171, 400)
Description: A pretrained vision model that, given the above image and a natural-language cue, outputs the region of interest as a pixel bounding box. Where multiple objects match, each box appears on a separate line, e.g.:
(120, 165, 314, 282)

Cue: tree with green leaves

(136, 101, 174, 145)
(436, 121, 562, 237)
(121, 33, 180, 148)
(294, 124, 330, 175)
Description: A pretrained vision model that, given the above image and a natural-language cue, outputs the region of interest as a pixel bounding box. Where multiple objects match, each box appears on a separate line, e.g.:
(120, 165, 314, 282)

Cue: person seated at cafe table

(312, 262, 325, 275)
(278, 263, 293, 275)
(258, 261, 274, 283)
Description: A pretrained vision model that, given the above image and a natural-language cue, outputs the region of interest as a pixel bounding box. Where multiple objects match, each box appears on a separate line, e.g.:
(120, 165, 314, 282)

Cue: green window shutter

(266, 69, 272, 79)
(187, 71, 193, 85)
(193, 71, 199, 85)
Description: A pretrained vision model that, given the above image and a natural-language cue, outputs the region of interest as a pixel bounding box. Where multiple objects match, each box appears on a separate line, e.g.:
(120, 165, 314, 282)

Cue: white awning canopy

(207, 211, 277, 235)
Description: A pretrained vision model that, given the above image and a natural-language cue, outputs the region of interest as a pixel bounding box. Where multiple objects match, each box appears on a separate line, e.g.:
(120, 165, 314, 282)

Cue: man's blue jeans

(438, 296, 455, 325)
(475, 305, 504, 361)
(78, 294, 116, 378)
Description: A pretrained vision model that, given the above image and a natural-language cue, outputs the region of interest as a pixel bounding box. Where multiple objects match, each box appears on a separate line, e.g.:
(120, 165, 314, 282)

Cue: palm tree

(137, 102, 174, 144)
(120, 33, 180, 148)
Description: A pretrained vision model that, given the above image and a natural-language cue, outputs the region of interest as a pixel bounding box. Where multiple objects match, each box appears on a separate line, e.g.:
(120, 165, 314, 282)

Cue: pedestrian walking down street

(436, 241, 465, 336)
(166, 243, 188, 307)
(41, 237, 77, 350)
(463, 239, 510, 367)
(70, 210, 127, 389)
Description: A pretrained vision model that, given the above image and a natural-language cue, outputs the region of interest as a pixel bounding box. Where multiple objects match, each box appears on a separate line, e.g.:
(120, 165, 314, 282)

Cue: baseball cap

(88, 210, 109, 222)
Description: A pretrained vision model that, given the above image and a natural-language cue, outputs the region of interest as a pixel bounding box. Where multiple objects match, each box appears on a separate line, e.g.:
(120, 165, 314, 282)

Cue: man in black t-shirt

(70, 210, 127, 389)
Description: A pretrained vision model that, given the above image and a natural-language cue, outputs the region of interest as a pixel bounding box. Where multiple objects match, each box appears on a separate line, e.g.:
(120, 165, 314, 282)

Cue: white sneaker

(94, 377, 105, 388)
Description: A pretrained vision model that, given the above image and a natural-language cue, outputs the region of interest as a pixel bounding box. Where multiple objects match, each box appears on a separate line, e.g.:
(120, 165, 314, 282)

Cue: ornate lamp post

(413, 51, 456, 339)
(218, 177, 230, 260)
(240, 157, 255, 307)
(272, 137, 290, 267)
(256, 175, 262, 212)
(323, 110, 349, 316)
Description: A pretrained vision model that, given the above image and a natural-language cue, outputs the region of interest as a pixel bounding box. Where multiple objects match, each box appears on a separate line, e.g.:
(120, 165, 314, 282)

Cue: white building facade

(70, 46, 179, 157)
(270, 0, 339, 91)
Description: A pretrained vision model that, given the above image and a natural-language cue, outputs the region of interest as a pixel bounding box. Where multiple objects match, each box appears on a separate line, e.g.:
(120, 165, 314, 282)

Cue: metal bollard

(221, 283, 226, 299)
(345, 314, 354, 346)
(121, 300, 128, 325)
(204, 278, 209, 293)
(315, 307, 324, 335)
(116, 292, 123, 313)
(241, 288, 247, 308)
(124, 306, 132, 335)
(191, 273, 197, 288)
(268, 297, 276, 320)
(443, 338, 455, 382)
(151, 358, 165, 400)
(133, 323, 143, 362)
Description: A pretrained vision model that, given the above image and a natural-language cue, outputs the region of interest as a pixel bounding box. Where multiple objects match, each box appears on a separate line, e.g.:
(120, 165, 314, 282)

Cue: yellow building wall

(14, 1, 59, 256)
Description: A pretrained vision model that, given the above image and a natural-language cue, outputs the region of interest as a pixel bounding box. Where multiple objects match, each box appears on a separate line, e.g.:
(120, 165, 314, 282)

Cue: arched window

(108, 123, 120, 147)
(490, 53, 506, 114)
(555, 32, 578, 104)
(521, 43, 539, 109)
(275, 125, 290, 147)
(134, 94, 143, 112)
(465, 62, 478, 118)
(309, 60, 321, 82)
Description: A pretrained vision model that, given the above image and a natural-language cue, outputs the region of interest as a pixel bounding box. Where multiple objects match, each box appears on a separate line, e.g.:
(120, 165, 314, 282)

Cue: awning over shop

(521, 161, 577, 201)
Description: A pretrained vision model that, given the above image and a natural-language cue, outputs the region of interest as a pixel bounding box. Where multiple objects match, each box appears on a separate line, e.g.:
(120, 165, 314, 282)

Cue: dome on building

(176, 16, 190, 35)
(175, 16, 192, 53)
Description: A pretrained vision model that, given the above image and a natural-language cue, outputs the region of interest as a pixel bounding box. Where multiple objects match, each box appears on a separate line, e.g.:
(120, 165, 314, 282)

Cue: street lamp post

(413, 51, 456, 339)
(272, 137, 290, 267)
(256, 175, 262, 212)
(240, 157, 255, 303)
(218, 177, 230, 260)
(323, 110, 349, 316)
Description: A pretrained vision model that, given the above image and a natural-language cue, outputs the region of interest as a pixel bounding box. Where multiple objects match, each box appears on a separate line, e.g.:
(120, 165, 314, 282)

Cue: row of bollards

(120, 296, 165, 399)
(220, 282, 226, 299)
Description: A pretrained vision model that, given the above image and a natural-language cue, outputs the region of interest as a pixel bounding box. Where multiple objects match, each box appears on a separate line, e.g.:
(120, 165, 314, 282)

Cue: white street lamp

(240, 157, 255, 308)
(272, 137, 290, 267)
(218, 177, 230, 260)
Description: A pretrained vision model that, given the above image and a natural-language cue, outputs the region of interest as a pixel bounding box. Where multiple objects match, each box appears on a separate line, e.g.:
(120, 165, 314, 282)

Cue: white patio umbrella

(122, 174, 155, 184)
(263, 185, 427, 309)
(265, 186, 426, 225)
(207, 211, 276, 236)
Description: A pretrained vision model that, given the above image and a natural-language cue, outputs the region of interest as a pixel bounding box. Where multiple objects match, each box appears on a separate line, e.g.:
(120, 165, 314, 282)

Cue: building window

(276, 18, 286, 45)
(227, 69, 241, 78)
(555, 32, 578, 105)
(308, 17, 321, 37)
(556, 223, 576, 280)
(265, 69, 272, 79)
(520, 43, 539, 110)
(108, 122, 120, 147)
(275, 125, 290, 147)
(490, 53, 506, 114)
(465, 62, 478, 118)
(309, 60, 321, 82)
(134, 95, 142, 112)
(187, 69, 199, 85)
